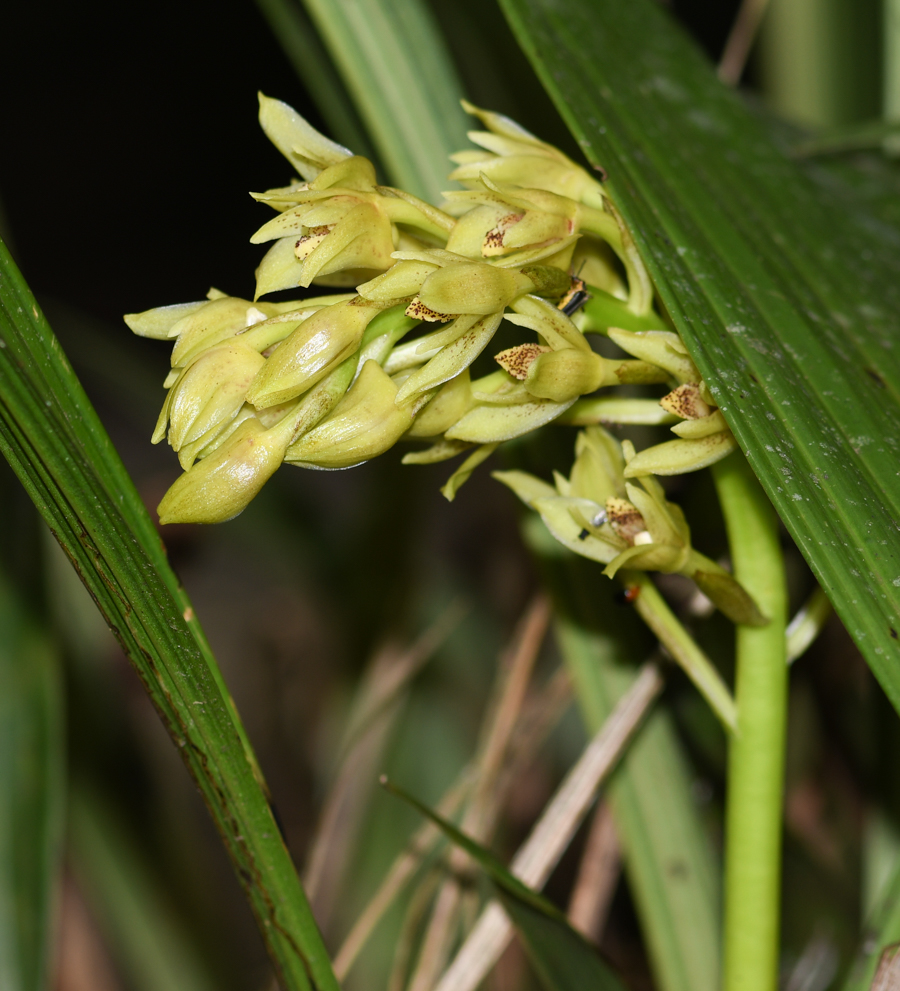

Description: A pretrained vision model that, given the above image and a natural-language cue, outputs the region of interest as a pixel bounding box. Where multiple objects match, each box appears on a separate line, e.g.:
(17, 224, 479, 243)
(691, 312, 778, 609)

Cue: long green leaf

(499, 0, 900, 701)
(298, 0, 470, 199)
(0, 572, 63, 991)
(383, 780, 627, 991)
(0, 239, 338, 991)
(526, 518, 720, 991)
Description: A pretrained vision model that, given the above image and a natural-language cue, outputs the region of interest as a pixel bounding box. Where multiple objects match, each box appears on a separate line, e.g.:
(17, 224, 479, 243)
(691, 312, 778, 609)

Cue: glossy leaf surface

(500, 0, 900, 698)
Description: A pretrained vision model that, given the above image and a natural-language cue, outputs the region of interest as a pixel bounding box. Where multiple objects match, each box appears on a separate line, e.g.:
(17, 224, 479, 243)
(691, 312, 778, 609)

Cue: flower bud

(406, 371, 473, 438)
(569, 427, 626, 505)
(124, 300, 207, 340)
(608, 329, 700, 383)
(450, 102, 606, 208)
(524, 348, 607, 402)
(417, 263, 535, 315)
(483, 211, 571, 256)
(445, 393, 574, 444)
(167, 297, 281, 368)
(450, 155, 599, 205)
(166, 343, 266, 460)
(394, 313, 503, 405)
(623, 433, 738, 477)
(255, 201, 396, 295)
(310, 155, 378, 192)
(294, 201, 395, 287)
(258, 92, 351, 181)
(357, 260, 437, 303)
(507, 295, 592, 352)
(285, 359, 414, 469)
(247, 298, 384, 409)
(444, 204, 513, 258)
(494, 467, 618, 564)
(157, 416, 291, 525)
(670, 410, 728, 438)
(254, 236, 308, 298)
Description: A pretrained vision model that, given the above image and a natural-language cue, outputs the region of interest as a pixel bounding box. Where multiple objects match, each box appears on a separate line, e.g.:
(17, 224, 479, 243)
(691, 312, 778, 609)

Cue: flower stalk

(714, 453, 788, 991)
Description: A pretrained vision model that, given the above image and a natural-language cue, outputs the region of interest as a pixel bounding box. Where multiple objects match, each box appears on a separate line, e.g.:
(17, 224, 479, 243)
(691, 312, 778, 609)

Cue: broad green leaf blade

(383, 780, 627, 991)
(298, 0, 470, 200)
(69, 785, 216, 991)
(499, 0, 900, 699)
(526, 519, 721, 991)
(0, 239, 338, 991)
(0, 573, 63, 991)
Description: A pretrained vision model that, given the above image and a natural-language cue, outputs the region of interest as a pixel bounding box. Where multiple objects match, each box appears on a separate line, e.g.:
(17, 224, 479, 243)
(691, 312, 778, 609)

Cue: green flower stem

(713, 453, 788, 991)
(621, 570, 738, 734)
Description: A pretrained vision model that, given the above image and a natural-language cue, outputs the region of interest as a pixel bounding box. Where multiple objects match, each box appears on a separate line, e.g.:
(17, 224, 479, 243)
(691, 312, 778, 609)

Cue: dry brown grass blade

(388, 869, 444, 991)
(432, 662, 663, 991)
(334, 601, 569, 983)
(717, 0, 771, 86)
(566, 799, 621, 943)
(407, 595, 551, 991)
(333, 777, 471, 981)
(303, 601, 465, 930)
(871, 943, 900, 990)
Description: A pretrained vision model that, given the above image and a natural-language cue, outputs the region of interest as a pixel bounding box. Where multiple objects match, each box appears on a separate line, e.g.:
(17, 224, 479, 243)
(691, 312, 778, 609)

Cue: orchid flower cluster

(127, 95, 752, 619)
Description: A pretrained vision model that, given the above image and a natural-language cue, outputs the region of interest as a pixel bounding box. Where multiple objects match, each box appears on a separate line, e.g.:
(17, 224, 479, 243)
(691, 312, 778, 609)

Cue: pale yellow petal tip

(157, 478, 244, 526)
(623, 433, 737, 478)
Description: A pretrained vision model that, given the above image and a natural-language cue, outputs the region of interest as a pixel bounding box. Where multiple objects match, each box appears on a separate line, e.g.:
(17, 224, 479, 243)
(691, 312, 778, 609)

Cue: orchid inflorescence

(127, 94, 754, 621)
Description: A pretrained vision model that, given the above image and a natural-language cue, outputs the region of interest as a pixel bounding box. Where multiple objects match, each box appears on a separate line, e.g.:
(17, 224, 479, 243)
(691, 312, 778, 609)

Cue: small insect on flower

(558, 275, 592, 318)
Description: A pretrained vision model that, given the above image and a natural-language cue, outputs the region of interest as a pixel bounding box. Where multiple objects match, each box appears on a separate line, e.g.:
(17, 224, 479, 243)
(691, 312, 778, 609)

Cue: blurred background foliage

(1, 0, 899, 989)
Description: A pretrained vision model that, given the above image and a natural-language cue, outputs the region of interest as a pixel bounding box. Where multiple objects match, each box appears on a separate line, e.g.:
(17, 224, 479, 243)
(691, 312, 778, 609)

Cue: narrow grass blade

(433, 663, 661, 991)
(0, 240, 337, 991)
(499, 0, 900, 703)
(382, 780, 628, 991)
(298, 0, 470, 199)
(68, 784, 216, 991)
(0, 573, 63, 991)
(526, 518, 721, 991)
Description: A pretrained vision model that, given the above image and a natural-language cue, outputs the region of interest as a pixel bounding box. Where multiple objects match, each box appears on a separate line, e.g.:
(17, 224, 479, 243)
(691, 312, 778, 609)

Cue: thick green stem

(714, 453, 788, 991)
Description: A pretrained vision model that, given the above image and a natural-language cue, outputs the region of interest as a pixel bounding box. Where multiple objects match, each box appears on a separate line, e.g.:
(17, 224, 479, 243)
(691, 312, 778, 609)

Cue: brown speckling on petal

(494, 343, 550, 380)
(294, 225, 332, 260)
(404, 297, 453, 322)
(606, 497, 646, 543)
(659, 382, 712, 420)
(482, 213, 524, 256)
